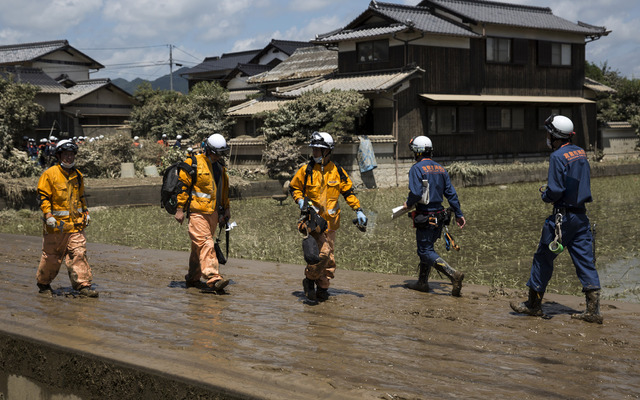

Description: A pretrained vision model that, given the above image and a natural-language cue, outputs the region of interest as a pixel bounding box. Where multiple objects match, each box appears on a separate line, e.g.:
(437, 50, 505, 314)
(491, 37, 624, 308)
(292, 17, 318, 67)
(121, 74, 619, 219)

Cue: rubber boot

(210, 278, 229, 292)
(302, 278, 316, 301)
(37, 283, 52, 295)
(433, 257, 464, 297)
(316, 286, 329, 302)
(510, 288, 544, 317)
(571, 289, 603, 324)
(79, 286, 99, 298)
(406, 262, 431, 292)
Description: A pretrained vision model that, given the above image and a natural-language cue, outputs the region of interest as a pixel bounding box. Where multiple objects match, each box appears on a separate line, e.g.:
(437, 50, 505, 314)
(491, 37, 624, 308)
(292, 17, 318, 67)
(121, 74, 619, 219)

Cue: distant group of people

(132, 133, 185, 150)
(34, 114, 603, 324)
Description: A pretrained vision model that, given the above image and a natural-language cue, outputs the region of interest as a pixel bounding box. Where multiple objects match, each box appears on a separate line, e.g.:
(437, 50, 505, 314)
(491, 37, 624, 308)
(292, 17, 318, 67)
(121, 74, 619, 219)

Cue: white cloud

(0, 0, 102, 40)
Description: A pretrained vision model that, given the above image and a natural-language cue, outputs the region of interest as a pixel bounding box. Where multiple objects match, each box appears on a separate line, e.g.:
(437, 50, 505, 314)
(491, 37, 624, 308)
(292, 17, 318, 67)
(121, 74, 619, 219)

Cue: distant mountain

(111, 67, 190, 95)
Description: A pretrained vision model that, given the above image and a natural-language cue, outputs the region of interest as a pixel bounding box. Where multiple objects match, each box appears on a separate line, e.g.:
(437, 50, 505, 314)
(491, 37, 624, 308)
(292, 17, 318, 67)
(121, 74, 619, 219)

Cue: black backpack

(161, 155, 197, 216)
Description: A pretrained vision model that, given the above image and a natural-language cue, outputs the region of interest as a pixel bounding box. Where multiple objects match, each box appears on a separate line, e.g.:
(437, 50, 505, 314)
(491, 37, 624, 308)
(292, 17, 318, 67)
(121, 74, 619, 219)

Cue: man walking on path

(510, 115, 602, 324)
(174, 133, 231, 292)
(289, 131, 367, 302)
(36, 139, 98, 297)
(401, 136, 466, 296)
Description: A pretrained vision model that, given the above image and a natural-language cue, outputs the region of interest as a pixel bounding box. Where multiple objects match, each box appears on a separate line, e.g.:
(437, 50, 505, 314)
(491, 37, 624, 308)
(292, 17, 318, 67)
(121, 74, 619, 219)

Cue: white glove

(46, 216, 57, 228)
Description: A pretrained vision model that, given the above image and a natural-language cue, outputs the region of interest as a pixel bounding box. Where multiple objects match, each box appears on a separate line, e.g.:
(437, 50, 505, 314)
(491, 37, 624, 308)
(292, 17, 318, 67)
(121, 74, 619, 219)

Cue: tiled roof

(227, 98, 290, 116)
(182, 50, 261, 77)
(422, 0, 608, 35)
(584, 77, 616, 94)
(0, 66, 69, 94)
(0, 40, 104, 69)
(249, 39, 315, 62)
(235, 63, 272, 76)
(605, 121, 632, 129)
(0, 40, 68, 64)
(315, 1, 478, 42)
(274, 67, 423, 98)
(228, 89, 262, 103)
(60, 79, 111, 104)
(247, 47, 338, 84)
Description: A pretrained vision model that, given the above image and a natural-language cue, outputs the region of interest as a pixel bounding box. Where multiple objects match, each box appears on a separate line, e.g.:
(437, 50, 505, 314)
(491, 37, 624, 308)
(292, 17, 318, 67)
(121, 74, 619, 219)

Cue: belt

(554, 206, 586, 215)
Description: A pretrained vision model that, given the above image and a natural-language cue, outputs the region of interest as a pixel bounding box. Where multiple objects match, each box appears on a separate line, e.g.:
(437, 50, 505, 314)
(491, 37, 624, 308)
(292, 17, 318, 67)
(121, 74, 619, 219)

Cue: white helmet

(309, 131, 334, 149)
(49, 136, 56, 141)
(133, 136, 139, 140)
(176, 135, 182, 140)
(204, 133, 229, 155)
(409, 136, 433, 154)
(544, 115, 574, 139)
(162, 134, 167, 138)
(55, 139, 78, 154)
(40, 138, 47, 143)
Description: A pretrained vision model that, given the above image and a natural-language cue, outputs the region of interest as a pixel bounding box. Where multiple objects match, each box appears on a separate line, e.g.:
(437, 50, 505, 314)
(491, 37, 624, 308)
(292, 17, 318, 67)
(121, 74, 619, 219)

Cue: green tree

(586, 61, 640, 141)
(185, 81, 230, 145)
(259, 89, 369, 178)
(0, 76, 44, 158)
(129, 81, 229, 145)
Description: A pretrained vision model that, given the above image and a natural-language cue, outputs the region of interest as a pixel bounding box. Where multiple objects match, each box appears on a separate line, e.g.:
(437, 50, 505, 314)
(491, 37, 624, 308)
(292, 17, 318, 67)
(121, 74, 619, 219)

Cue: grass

(2, 174, 639, 298)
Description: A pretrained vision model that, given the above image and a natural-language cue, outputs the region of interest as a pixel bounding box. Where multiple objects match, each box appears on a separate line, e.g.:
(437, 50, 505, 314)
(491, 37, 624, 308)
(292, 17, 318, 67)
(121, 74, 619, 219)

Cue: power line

(78, 44, 169, 51)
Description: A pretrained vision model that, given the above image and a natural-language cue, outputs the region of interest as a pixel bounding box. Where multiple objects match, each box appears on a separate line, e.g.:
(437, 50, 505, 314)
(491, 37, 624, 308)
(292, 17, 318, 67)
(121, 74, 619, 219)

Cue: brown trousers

(37, 231, 93, 290)
(187, 212, 223, 286)
(305, 229, 337, 289)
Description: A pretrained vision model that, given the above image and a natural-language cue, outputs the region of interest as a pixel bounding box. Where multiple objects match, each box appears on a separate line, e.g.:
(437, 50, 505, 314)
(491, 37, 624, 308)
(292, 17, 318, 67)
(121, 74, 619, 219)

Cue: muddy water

(1, 233, 640, 399)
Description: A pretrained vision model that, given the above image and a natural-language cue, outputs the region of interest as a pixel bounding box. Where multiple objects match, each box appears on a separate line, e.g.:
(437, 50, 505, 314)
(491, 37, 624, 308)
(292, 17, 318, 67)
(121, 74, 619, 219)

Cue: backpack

(161, 155, 197, 216)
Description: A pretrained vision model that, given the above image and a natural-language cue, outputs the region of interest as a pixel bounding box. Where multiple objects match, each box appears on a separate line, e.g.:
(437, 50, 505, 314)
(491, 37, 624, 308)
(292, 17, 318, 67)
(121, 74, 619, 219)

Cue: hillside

(111, 66, 189, 94)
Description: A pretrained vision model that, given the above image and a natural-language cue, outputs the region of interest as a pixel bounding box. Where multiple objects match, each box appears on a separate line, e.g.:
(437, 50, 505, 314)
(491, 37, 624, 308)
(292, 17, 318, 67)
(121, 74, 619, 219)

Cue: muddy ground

(0, 233, 639, 399)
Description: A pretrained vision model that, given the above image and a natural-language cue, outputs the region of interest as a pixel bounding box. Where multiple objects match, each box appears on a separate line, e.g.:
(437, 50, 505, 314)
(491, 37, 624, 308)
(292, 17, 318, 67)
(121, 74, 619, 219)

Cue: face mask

(60, 161, 75, 169)
(546, 138, 552, 149)
(313, 156, 323, 164)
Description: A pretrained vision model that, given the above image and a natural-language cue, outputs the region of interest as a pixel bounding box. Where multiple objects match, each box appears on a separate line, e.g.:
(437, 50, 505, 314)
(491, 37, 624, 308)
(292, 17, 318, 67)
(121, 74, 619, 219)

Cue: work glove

(356, 210, 367, 226)
(298, 198, 305, 210)
(46, 216, 57, 228)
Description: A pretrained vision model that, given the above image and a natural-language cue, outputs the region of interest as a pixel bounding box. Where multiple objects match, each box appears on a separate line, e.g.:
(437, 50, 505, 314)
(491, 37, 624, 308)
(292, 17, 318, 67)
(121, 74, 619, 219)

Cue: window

(551, 43, 571, 66)
(428, 107, 475, 134)
(486, 37, 511, 63)
(538, 41, 571, 66)
(538, 107, 573, 129)
(356, 40, 389, 63)
(487, 107, 524, 130)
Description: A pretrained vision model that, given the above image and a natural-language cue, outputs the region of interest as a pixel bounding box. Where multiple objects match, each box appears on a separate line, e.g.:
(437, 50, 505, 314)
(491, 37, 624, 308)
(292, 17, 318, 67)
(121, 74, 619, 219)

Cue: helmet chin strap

(60, 161, 75, 169)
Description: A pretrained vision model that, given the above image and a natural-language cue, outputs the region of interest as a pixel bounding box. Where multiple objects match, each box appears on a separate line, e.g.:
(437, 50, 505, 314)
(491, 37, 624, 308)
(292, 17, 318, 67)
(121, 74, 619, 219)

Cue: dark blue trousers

(527, 212, 600, 293)
(416, 225, 443, 265)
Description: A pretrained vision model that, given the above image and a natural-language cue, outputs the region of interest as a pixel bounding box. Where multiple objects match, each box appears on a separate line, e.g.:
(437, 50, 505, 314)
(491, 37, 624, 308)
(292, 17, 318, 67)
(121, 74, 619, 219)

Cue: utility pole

(169, 44, 174, 92)
(169, 44, 183, 92)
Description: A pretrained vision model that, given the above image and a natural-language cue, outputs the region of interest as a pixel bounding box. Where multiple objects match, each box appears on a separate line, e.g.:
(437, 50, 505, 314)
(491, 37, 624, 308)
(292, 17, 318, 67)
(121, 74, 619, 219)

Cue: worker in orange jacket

(36, 139, 98, 297)
(174, 133, 231, 292)
(289, 131, 367, 301)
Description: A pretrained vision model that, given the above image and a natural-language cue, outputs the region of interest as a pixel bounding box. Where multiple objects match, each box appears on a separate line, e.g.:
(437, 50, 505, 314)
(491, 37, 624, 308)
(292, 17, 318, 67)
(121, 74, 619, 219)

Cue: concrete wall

(3, 163, 640, 211)
(602, 127, 639, 160)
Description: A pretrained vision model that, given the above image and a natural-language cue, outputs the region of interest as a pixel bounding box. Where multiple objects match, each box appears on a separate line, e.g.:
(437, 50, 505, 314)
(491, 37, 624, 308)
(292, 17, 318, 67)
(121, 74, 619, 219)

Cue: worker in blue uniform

(402, 136, 466, 296)
(511, 114, 602, 324)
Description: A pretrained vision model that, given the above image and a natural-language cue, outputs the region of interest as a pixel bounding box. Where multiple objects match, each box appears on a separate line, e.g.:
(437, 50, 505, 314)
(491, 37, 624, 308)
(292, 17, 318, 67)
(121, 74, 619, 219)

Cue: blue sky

(1, 0, 638, 81)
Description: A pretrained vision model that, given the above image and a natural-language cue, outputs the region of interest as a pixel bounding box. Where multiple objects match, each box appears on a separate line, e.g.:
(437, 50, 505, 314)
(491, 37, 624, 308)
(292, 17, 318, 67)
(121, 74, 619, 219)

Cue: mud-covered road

(1, 233, 639, 399)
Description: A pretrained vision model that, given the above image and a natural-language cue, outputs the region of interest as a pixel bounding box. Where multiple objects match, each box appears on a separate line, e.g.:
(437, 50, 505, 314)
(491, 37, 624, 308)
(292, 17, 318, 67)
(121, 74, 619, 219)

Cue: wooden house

(60, 78, 138, 138)
(0, 40, 136, 139)
(181, 39, 315, 105)
(309, 0, 609, 160)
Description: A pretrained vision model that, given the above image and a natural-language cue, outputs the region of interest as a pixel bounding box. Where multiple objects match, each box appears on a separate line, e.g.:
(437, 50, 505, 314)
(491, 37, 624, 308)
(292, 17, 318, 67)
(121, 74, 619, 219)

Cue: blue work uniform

(406, 158, 463, 265)
(528, 143, 600, 293)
